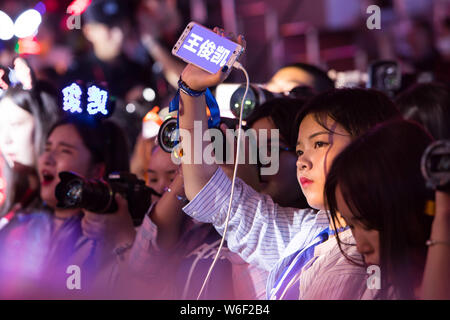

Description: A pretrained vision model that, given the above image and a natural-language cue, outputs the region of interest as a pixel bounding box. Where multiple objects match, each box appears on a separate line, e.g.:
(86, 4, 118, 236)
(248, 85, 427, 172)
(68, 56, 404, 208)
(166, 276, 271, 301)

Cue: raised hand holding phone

(171, 24, 250, 300)
(172, 23, 246, 91)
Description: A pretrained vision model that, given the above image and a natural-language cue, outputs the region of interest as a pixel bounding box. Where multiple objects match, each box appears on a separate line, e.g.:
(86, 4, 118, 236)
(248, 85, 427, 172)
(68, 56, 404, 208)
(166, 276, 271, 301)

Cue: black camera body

(228, 84, 315, 120)
(230, 84, 280, 120)
(55, 171, 156, 225)
(421, 140, 450, 192)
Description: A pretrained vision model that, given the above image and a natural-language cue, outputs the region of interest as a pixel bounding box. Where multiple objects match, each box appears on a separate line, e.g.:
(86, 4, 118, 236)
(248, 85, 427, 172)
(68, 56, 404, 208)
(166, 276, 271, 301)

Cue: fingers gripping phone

(172, 22, 244, 74)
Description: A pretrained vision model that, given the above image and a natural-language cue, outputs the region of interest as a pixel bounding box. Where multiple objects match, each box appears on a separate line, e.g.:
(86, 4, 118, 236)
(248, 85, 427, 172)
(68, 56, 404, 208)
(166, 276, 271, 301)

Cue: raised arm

(178, 31, 245, 200)
(421, 191, 450, 299)
(142, 35, 185, 89)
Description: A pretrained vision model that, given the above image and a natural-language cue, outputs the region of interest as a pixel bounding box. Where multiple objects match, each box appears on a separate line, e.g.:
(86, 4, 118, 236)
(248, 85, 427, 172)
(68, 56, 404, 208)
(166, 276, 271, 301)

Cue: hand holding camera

(81, 193, 136, 250)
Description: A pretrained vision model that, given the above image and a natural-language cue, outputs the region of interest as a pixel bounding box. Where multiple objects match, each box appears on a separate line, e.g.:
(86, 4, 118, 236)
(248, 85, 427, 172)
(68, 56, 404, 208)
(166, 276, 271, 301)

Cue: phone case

(172, 22, 244, 74)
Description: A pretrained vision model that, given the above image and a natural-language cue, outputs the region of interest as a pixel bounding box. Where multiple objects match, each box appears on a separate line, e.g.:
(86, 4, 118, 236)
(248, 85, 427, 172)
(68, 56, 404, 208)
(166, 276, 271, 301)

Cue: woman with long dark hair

(324, 120, 434, 299)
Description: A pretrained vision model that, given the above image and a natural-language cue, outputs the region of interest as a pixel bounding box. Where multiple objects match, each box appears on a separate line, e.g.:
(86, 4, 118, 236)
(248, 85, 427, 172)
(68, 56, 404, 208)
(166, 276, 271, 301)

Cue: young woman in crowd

(0, 116, 133, 298)
(323, 120, 446, 299)
(395, 82, 450, 299)
(175, 28, 401, 299)
(95, 96, 312, 299)
(0, 83, 61, 217)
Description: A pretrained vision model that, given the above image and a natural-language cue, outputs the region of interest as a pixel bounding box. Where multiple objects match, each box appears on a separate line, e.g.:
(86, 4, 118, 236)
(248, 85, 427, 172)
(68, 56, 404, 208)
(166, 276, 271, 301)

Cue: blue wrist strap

(169, 80, 221, 147)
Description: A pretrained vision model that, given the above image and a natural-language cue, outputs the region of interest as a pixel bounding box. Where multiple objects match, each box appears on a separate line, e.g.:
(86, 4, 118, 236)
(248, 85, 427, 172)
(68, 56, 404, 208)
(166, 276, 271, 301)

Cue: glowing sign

(61, 82, 111, 117)
(87, 85, 108, 115)
(62, 83, 83, 114)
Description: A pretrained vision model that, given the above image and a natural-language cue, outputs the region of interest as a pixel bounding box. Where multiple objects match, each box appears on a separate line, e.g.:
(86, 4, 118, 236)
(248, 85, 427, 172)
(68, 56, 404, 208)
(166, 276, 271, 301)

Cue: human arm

(182, 166, 321, 271)
(81, 194, 136, 260)
(138, 0, 185, 89)
(141, 35, 185, 89)
(421, 191, 450, 300)
(177, 29, 245, 200)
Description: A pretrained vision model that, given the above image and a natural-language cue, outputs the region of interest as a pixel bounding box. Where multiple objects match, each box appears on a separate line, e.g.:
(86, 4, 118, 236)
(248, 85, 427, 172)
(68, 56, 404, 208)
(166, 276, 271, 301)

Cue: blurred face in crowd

(83, 23, 123, 61)
(266, 67, 315, 93)
(335, 186, 380, 266)
(251, 117, 301, 208)
(147, 145, 179, 203)
(38, 124, 104, 209)
(0, 97, 35, 168)
(296, 113, 352, 210)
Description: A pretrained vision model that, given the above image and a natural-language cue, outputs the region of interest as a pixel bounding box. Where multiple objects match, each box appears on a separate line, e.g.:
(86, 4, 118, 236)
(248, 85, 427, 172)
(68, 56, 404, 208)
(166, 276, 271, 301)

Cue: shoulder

(300, 230, 368, 299)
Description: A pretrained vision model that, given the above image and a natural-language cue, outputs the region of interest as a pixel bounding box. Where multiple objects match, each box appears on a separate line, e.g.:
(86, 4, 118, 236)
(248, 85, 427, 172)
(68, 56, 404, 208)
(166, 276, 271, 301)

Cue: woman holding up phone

(172, 26, 401, 299)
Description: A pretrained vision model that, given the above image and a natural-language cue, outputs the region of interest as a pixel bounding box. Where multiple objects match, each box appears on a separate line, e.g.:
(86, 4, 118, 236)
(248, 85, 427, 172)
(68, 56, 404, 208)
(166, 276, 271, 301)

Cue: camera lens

(430, 154, 450, 173)
(158, 117, 179, 153)
(230, 85, 258, 120)
(55, 171, 114, 212)
(421, 140, 450, 190)
(64, 180, 84, 207)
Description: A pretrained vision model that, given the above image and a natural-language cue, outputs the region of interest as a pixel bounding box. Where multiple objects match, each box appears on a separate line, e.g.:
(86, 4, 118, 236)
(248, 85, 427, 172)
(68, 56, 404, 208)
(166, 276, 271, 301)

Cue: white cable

(196, 61, 250, 300)
(182, 239, 221, 299)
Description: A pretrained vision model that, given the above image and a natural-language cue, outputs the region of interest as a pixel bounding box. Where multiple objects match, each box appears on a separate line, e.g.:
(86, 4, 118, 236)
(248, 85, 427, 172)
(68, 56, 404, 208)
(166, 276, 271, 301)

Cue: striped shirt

(299, 229, 378, 299)
(182, 167, 330, 298)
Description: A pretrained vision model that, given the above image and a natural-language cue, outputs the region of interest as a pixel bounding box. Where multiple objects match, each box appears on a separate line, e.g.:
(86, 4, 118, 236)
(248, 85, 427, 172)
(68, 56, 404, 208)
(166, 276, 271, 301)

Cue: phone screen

(173, 23, 240, 74)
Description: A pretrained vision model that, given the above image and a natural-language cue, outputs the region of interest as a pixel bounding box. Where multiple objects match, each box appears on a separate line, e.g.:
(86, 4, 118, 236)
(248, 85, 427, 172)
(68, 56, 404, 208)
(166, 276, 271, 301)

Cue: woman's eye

(149, 179, 158, 183)
(314, 141, 328, 148)
(296, 149, 303, 157)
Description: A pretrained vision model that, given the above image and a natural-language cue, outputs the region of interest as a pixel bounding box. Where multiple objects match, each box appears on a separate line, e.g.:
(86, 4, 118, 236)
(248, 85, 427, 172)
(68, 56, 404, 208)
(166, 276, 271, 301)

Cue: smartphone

(172, 22, 244, 74)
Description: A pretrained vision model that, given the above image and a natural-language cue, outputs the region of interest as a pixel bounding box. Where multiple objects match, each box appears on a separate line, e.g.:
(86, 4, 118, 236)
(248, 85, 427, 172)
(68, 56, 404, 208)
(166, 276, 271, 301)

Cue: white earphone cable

(196, 61, 250, 299)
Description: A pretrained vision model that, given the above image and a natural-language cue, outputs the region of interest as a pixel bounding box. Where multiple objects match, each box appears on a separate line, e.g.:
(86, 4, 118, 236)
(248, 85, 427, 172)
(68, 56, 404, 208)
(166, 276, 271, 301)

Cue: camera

(158, 116, 248, 162)
(421, 140, 450, 192)
(158, 116, 179, 153)
(229, 84, 280, 120)
(55, 171, 159, 225)
(367, 60, 402, 97)
(228, 84, 316, 120)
